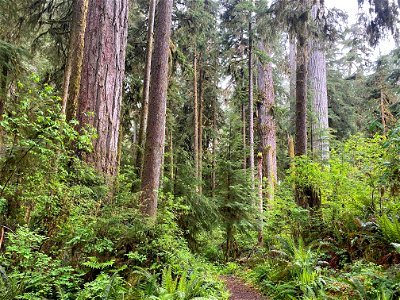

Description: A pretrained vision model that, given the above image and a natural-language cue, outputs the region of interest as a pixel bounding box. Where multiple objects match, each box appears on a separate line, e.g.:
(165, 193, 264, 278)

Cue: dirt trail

(221, 275, 267, 300)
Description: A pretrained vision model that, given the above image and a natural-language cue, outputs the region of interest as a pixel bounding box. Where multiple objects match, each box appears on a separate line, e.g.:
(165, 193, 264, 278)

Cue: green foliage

(250, 237, 400, 299)
(133, 266, 228, 300)
(338, 262, 400, 300)
(215, 110, 257, 260)
(0, 76, 96, 230)
(251, 132, 400, 299)
(0, 76, 228, 299)
(2, 4, 400, 300)
(382, 124, 400, 197)
(76, 273, 128, 300)
(0, 226, 79, 299)
(251, 236, 328, 299)
(377, 215, 400, 243)
(220, 262, 241, 275)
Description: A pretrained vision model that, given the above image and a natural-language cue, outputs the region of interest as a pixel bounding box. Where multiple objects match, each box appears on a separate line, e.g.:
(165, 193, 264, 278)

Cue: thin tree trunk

(242, 102, 247, 170)
(140, 0, 173, 218)
(295, 29, 309, 156)
(288, 135, 295, 160)
(0, 62, 6, 119)
(0, 61, 7, 150)
(159, 136, 165, 191)
(248, 14, 255, 190)
(62, 0, 89, 121)
(193, 50, 199, 192)
(199, 67, 204, 195)
(257, 153, 263, 246)
(380, 88, 386, 134)
(212, 95, 217, 197)
(136, 0, 156, 174)
(256, 41, 277, 200)
(77, 0, 128, 180)
(169, 129, 174, 186)
(114, 122, 123, 196)
(131, 118, 137, 166)
(289, 35, 297, 133)
(309, 1, 329, 161)
(226, 123, 233, 261)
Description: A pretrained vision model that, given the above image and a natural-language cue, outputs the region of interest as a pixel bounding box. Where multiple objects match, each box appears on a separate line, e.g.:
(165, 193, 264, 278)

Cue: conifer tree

(256, 41, 277, 200)
(140, 0, 173, 218)
(136, 0, 156, 175)
(77, 0, 128, 181)
(62, 0, 88, 122)
(309, 0, 329, 161)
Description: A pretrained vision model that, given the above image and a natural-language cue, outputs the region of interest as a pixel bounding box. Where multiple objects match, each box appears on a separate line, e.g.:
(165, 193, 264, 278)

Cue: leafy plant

(0, 226, 80, 299)
(378, 214, 400, 243)
(133, 266, 228, 300)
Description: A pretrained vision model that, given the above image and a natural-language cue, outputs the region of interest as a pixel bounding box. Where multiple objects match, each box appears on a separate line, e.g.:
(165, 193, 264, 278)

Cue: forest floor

(221, 275, 267, 300)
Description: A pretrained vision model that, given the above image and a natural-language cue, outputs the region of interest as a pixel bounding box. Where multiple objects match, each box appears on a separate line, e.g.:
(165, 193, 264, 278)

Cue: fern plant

(133, 266, 227, 300)
(0, 266, 22, 300)
(253, 236, 329, 299)
(378, 214, 400, 243)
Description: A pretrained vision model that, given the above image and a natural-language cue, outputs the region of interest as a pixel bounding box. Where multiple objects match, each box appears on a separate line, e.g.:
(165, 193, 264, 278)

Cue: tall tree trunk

(140, 0, 173, 218)
(77, 0, 128, 180)
(225, 123, 234, 261)
(169, 129, 174, 189)
(62, 0, 89, 121)
(199, 67, 204, 195)
(295, 26, 309, 156)
(289, 35, 297, 133)
(0, 60, 7, 150)
(136, 0, 156, 174)
(294, 0, 321, 209)
(288, 135, 295, 160)
(212, 93, 217, 197)
(0, 59, 7, 118)
(257, 153, 263, 245)
(309, 1, 329, 161)
(248, 13, 255, 190)
(309, 46, 329, 161)
(380, 88, 387, 134)
(242, 102, 247, 170)
(193, 50, 200, 192)
(256, 41, 277, 202)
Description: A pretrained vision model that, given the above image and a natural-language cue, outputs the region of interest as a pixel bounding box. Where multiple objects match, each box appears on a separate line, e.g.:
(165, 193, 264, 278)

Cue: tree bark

(380, 88, 386, 134)
(212, 92, 217, 197)
(242, 102, 247, 170)
(140, 0, 173, 218)
(309, 45, 329, 161)
(248, 13, 255, 190)
(193, 50, 200, 193)
(0, 60, 6, 119)
(294, 0, 321, 209)
(169, 129, 174, 188)
(136, 0, 156, 174)
(289, 35, 297, 133)
(199, 66, 204, 195)
(309, 1, 329, 161)
(256, 41, 277, 200)
(77, 0, 128, 180)
(288, 135, 295, 160)
(257, 153, 263, 246)
(0, 60, 7, 150)
(295, 23, 309, 156)
(62, 0, 88, 121)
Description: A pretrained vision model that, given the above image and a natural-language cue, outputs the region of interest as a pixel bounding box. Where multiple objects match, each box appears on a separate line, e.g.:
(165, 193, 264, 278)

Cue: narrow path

(221, 275, 267, 300)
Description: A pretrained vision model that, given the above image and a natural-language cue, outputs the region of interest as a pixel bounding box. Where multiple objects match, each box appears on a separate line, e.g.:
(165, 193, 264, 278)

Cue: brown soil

(221, 275, 267, 300)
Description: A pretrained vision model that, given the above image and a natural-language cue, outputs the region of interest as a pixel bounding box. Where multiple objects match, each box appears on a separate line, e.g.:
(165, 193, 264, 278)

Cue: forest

(0, 0, 400, 299)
